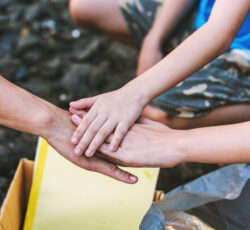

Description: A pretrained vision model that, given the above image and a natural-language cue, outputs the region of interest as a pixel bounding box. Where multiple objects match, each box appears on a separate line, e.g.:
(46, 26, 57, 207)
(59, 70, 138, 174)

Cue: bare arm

(146, 0, 197, 46)
(96, 118, 250, 167)
(0, 76, 137, 183)
(180, 121, 250, 164)
(136, 0, 196, 75)
(132, 0, 250, 99)
(69, 0, 249, 156)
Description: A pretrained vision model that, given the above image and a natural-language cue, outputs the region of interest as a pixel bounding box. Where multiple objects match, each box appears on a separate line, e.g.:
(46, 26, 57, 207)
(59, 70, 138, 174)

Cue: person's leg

(142, 104, 250, 129)
(69, 0, 132, 44)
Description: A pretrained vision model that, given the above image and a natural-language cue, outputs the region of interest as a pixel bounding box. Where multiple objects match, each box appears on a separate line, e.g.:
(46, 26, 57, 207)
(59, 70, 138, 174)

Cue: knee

(142, 105, 192, 129)
(69, 0, 94, 28)
(142, 106, 173, 127)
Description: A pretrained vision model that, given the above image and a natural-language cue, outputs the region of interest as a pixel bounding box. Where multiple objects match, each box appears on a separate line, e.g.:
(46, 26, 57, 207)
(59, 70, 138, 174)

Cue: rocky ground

(0, 0, 218, 205)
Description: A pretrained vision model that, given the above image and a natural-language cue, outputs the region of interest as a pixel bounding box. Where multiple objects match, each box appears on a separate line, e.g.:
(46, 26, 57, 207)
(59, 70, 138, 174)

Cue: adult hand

(72, 115, 185, 168)
(42, 106, 138, 184)
(136, 34, 163, 76)
(69, 84, 149, 157)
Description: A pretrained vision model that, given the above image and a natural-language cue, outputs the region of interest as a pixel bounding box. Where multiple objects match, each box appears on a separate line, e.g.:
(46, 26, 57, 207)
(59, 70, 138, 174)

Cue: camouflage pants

(118, 0, 250, 117)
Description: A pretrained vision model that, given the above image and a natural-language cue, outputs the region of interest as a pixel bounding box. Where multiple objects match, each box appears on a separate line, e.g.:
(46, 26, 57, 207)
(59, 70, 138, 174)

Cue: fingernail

(71, 137, 78, 144)
(70, 108, 78, 114)
(129, 175, 137, 182)
(86, 149, 93, 157)
(74, 148, 82, 155)
(110, 145, 116, 151)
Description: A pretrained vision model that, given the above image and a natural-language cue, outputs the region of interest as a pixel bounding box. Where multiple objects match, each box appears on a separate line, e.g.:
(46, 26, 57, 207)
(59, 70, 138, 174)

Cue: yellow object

(0, 159, 33, 230)
(24, 138, 159, 230)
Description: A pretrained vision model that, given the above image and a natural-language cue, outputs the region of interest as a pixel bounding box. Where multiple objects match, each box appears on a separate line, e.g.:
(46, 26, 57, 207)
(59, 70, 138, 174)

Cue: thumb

(70, 96, 97, 109)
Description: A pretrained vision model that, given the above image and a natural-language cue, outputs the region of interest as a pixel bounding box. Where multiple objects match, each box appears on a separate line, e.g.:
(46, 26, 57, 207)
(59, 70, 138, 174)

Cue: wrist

(121, 79, 152, 108)
(33, 100, 60, 139)
(161, 129, 190, 167)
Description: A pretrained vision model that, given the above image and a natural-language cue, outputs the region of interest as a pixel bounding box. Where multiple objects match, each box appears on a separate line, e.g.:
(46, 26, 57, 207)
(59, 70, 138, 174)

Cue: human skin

(70, 0, 250, 129)
(72, 115, 250, 167)
(0, 76, 137, 184)
(69, 0, 250, 157)
(137, 0, 196, 75)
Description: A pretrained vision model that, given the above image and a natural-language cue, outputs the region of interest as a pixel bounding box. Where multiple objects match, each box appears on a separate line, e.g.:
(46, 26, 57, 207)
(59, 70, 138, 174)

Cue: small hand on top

(69, 85, 148, 158)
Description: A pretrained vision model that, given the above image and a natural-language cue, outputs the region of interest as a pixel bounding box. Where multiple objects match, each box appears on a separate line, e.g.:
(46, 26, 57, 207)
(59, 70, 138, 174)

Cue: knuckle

(99, 130, 108, 137)
(102, 110, 109, 117)
(88, 127, 97, 135)
(88, 164, 97, 172)
(117, 169, 127, 179)
(79, 141, 87, 149)
(107, 163, 117, 172)
(75, 129, 83, 137)
(83, 117, 90, 124)
(90, 142, 98, 151)
(118, 129, 126, 136)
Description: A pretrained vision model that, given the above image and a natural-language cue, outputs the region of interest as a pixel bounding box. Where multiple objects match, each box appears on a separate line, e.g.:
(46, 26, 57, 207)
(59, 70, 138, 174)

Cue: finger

(71, 109, 97, 147)
(99, 143, 114, 157)
(74, 155, 137, 184)
(105, 134, 113, 144)
(71, 114, 82, 126)
(110, 122, 129, 152)
(69, 107, 87, 117)
(70, 96, 96, 109)
(75, 115, 107, 157)
(89, 157, 138, 184)
(86, 120, 116, 157)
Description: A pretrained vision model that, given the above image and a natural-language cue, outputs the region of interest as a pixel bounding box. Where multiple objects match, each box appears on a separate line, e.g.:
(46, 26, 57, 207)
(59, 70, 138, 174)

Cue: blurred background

(0, 0, 218, 205)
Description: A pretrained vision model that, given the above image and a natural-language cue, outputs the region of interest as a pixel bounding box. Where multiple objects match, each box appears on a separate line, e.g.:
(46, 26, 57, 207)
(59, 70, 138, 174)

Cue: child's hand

(69, 86, 147, 157)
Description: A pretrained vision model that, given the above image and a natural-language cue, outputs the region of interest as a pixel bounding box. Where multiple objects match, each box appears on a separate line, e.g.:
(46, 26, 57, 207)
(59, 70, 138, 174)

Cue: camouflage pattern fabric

(118, 0, 250, 117)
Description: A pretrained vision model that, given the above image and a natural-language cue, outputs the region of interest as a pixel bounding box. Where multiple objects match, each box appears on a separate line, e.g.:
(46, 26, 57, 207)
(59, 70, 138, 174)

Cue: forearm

(0, 76, 55, 137)
(178, 122, 250, 164)
(147, 0, 196, 45)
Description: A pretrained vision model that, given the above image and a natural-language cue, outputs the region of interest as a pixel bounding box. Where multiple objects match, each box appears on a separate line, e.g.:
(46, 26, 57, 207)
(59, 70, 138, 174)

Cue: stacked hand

(69, 86, 148, 157)
(44, 107, 138, 183)
(71, 115, 184, 168)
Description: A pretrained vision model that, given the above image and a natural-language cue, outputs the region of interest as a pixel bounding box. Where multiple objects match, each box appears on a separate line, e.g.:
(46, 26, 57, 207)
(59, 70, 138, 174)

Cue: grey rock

(24, 2, 53, 22)
(0, 0, 15, 8)
(15, 66, 30, 81)
(89, 61, 110, 90)
(40, 56, 63, 79)
(0, 57, 21, 81)
(7, 4, 25, 22)
(0, 176, 8, 191)
(0, 15, 9, 24)
(16, 35, 46, 55)
(21, 78, 52, 98)
(61, 64, 90, 98)
(0, 31, 17, 57)
(0, 145, 15, 174)
(72, 37, 104, 61)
